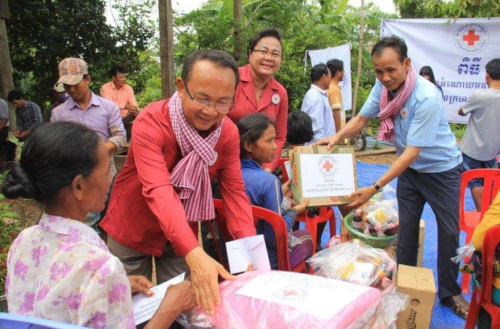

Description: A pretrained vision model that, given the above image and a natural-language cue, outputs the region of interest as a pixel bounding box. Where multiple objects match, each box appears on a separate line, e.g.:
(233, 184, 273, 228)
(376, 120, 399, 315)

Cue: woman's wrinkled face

(81, 142, 113, 213)
(249, 37, 282, 78)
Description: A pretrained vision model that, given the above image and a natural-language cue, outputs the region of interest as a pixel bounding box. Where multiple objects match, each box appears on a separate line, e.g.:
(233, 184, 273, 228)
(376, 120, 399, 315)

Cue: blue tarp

(319, 161, 473, 328)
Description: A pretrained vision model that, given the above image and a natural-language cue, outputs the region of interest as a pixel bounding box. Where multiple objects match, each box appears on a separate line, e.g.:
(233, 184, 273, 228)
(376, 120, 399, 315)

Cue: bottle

(352, 209, 363, 231)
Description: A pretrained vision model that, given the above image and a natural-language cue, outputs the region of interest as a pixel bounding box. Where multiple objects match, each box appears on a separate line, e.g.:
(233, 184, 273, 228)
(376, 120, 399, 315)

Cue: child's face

(248, 125, 277, 165)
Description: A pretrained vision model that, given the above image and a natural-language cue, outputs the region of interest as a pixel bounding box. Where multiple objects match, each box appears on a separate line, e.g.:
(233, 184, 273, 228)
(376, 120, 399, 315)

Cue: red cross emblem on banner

(323, 160, 334, 172)
(463, 30, 480, 46)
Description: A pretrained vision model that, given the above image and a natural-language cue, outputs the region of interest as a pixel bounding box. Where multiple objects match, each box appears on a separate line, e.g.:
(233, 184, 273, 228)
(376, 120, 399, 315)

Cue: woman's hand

(293, 199, 309, 214)
(128, 275, 154, 297)
(185, 247, 236, 315)
(160, 281, 197, 314)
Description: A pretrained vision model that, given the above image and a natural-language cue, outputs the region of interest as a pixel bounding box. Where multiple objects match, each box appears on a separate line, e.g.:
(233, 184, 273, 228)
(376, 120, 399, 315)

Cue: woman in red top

(228, 27, 288, 171)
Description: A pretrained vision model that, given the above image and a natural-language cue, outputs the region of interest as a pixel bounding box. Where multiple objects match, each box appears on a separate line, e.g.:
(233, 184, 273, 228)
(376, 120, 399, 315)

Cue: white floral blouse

(6, 213, 135, 329)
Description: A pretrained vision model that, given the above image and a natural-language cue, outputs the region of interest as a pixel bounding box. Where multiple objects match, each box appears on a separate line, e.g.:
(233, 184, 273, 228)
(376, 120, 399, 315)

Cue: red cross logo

(323, 160, 334, 172)
(463, 30, 480, 46)
(283, 290, 297, 297)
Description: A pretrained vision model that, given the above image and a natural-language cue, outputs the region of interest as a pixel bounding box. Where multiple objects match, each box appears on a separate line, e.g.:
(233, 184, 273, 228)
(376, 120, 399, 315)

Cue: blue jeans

(462, 153, 498, 189)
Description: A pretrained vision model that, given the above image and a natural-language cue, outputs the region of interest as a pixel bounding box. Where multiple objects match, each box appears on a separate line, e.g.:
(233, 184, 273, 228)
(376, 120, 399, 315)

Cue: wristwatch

(372, 182, 381, 191)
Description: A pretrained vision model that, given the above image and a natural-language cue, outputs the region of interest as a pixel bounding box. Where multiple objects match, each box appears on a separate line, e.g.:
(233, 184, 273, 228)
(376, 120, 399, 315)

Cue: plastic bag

(452, 242, 476, 263)
(346, 291, 409, 329)
(177, 270, 384, 329)
(308, 240, 397, 290)
(350, 197, 399, 237)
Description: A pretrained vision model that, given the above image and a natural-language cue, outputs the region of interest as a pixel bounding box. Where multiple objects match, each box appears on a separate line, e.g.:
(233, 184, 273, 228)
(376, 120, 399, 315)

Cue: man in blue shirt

(301, 64, 335, 144)
(316, 36, 467, 318)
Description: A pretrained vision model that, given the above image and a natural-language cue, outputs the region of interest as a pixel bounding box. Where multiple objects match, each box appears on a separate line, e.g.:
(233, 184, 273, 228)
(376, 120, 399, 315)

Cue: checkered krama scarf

(169, 92, 223, 222)
(377, 65, 417, 142)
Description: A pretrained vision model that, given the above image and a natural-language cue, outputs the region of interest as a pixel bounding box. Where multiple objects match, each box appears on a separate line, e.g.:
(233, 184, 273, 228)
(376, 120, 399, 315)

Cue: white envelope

(226, 235, 271, 274)
(133, 273, 185, 325)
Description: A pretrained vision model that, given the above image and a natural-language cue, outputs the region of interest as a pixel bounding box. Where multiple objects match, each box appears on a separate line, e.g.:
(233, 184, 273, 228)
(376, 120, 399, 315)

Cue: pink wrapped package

(182, 270, 382, 329)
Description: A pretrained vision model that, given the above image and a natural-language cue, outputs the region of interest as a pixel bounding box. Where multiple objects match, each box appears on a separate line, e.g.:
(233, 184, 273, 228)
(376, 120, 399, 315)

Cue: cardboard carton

(417, 220, 425, 267)
(396, 265, 436, 329)
(290, 145, 357, 207)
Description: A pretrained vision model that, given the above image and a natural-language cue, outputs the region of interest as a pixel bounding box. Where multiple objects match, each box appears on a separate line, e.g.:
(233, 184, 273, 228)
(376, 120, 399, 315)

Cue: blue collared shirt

(301, 84, 335, 144)
(360, 76, 462, 173)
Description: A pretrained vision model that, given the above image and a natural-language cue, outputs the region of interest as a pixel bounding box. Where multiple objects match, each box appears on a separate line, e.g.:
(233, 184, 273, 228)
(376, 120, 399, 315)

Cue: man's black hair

(287, 112, 313, 145)
(486, 58, 500, 80)
(310, 64, 329, 83)
(371, 36, 408, 63)
(326, 59, 344, 76)
(181, 50, 239, 88)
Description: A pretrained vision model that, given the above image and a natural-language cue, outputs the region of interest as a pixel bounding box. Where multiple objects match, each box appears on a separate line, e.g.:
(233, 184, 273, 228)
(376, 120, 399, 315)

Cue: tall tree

(7, 0, 155, 109)
(159, 0, 175, 99)
(233, 0, 244, 61)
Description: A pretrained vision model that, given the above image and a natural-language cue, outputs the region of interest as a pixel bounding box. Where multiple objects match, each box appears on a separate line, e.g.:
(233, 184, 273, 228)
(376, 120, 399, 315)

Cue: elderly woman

(228, 27, 288, 172)
(3, 122, 195, 328)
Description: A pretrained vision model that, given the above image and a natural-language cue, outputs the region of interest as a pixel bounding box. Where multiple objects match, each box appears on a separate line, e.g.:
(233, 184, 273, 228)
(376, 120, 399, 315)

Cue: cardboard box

(396, 265, 436, 329)
(290, 145, 357, 207)
(417, 220, 425, 267)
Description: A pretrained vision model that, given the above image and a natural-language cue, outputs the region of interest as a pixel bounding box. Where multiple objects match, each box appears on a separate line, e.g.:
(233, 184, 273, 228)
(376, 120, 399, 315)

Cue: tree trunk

(0, 18, 15, 130)
(159, 0, 175, 99)
(352, 0, 365, 116)
(233, 0, 243, 62)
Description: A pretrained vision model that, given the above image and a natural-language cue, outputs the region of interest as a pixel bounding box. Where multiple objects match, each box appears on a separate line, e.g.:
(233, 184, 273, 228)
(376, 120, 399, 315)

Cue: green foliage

(175, 0, 395, 113)
(0, 173, 21, 297)
(394, 0, 500, 19)
(7, 0, 156, 110)
(449, 123, 467, 140)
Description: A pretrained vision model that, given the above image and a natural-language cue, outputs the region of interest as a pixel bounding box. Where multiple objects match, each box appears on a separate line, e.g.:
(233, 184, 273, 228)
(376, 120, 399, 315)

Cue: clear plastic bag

(452, 242, 476, 263)
(177, 270, 386, 329)
(308, 241, 397, 290)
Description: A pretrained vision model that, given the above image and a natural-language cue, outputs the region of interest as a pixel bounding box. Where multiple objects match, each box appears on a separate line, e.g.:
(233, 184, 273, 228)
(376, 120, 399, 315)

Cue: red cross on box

(323, 160, 333, 172)
(463, 30, 480, 46)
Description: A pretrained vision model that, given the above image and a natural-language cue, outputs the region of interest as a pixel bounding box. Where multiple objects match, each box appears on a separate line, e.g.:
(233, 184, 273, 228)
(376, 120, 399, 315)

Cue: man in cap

(51, 58, 126, 233)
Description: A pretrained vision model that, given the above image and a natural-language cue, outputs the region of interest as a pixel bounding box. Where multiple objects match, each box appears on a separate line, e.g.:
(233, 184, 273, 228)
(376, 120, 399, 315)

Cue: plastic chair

(213, 199, 307, 273)
(460, 169, 500, 294)
(465, 225, 500, 329)
(0, 312, 86, 329)
(278, 158, 336, 252)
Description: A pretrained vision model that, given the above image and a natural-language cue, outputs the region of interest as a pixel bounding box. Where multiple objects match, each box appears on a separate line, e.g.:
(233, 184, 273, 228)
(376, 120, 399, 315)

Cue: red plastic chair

(278, 158, 336, 252)
(460, 169, 500, 293)
(465, 225, 500, 329)
(213, 199, 307, 273)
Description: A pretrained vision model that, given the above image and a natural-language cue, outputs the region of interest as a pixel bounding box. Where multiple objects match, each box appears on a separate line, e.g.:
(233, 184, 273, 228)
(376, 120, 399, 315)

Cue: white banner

(380, 18, 500, 123)
(306, 44, 352, 110)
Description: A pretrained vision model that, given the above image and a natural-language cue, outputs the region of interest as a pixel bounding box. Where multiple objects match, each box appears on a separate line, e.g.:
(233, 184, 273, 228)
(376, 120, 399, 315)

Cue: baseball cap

(54, 83, 65, 93)
(55, 58, 88, 87)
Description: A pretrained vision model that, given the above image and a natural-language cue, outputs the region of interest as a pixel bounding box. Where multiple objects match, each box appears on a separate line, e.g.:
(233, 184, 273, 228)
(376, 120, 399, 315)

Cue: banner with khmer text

(380, 18, 500, 123)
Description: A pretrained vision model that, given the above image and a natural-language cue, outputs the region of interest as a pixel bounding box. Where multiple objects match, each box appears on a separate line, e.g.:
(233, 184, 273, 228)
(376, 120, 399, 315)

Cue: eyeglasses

(253, 49, 281, 58)
(184, 84, 235, 114)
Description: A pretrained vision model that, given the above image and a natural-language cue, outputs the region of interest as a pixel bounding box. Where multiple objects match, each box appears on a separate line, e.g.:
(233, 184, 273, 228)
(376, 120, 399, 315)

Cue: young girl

(237, 113, 313, 269)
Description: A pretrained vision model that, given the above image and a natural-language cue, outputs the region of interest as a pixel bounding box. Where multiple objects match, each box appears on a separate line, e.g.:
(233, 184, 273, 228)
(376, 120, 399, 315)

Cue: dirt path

(357, 152, 397, 165)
